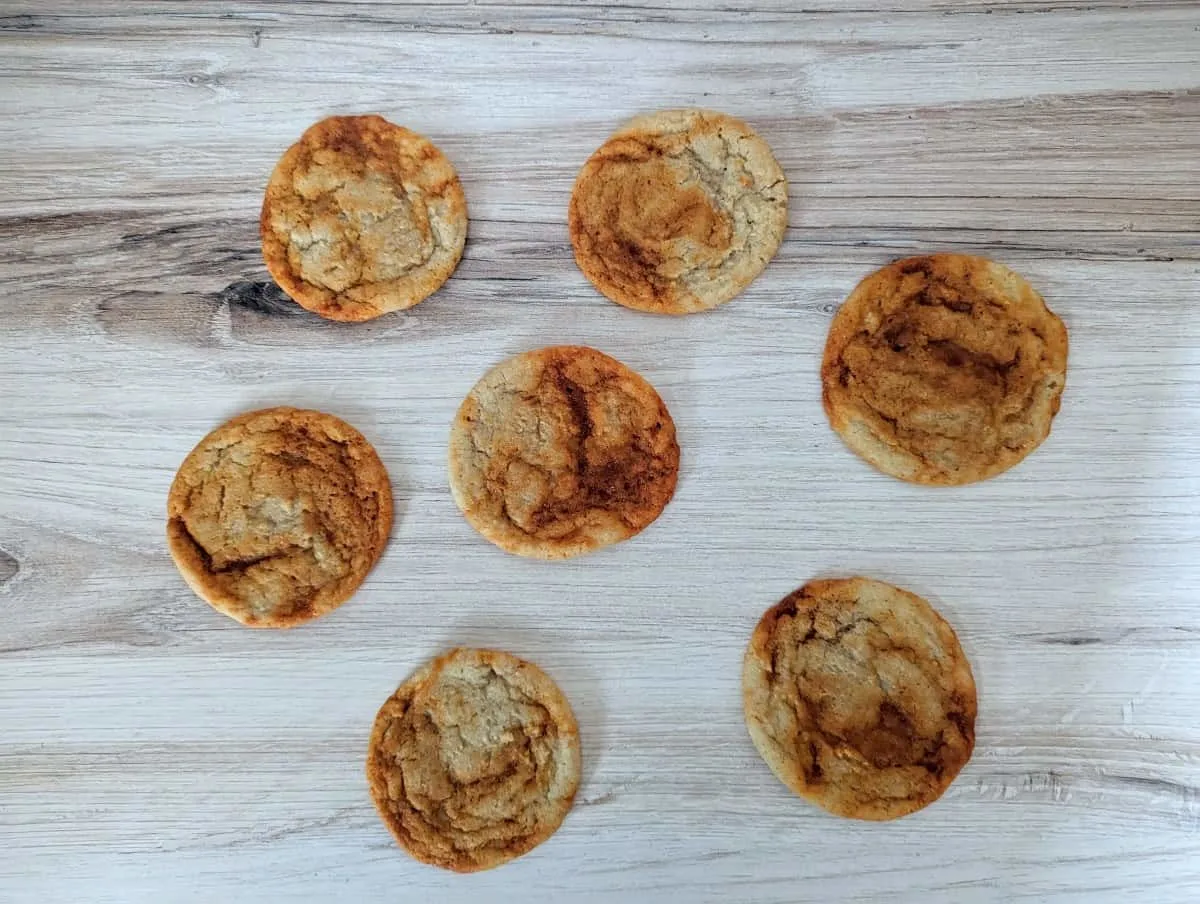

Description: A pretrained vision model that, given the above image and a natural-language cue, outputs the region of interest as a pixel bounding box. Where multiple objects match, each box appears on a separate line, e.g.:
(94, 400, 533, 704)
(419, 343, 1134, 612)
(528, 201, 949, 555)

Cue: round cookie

(448, 345, 679, 559)
(166, 407, 392, 627)
(822, 254, 1068, 485)
(569, 108, 787, 314)
(366, 648, 581, 872)
(261, 114, 467, 322)
(742, 578, 977, 821)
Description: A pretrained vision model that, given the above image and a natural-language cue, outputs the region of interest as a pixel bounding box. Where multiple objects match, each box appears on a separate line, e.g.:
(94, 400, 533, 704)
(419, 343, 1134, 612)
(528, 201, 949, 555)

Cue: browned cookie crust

(166, 407, 392, 627)
(822, 254, 1068, 485)
(366, 648, 581, 872)
(261, 115, 467, 322)
(448, 345, 679, 559)
(743, 578, 977, 820)
(569, 109, 787, 314)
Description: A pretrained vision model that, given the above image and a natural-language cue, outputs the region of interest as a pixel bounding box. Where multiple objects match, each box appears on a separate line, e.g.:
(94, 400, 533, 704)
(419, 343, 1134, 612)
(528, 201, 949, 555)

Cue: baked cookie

(367, 648, 581, 872)
(448, 345, 679, 559)
(743, 578, 977, 820)
(822, 254, 1068, 485)
(166, 407, 392, 627)
(261, 115, 467, 322)
(569, 109, 787, 314)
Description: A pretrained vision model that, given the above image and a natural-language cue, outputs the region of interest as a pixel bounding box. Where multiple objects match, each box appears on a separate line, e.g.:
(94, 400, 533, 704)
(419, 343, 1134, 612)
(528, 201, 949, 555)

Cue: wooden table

(2, 2, 1198, 901)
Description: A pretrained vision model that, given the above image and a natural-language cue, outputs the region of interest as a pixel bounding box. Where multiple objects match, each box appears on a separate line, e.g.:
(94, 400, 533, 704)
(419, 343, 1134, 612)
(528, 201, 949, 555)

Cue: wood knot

(185, 72, 221, 89)
(215, 280, 308, 318)
(0, 548, 19, 588)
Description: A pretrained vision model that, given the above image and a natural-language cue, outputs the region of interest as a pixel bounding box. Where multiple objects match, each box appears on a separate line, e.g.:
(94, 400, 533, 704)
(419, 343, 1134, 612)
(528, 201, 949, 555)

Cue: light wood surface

(2, 2, 1199, 901)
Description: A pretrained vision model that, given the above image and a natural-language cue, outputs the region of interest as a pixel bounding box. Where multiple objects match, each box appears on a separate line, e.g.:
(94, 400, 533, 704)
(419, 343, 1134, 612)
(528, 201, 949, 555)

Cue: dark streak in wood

(96, 290, 217, 347)
(1108, 774, 1199, 800)
(0, 14, 38, 31)
(0, 594, 191, 656)
(5, 3, 1194, 42)
(1021, 627, 1200, 646)
(1033, 634, 1108, 646)
(95, 279, 343, 350)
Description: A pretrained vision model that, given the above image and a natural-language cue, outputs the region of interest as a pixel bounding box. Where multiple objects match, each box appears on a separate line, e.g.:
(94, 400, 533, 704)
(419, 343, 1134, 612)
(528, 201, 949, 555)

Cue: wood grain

(2, 2, 1199, 902)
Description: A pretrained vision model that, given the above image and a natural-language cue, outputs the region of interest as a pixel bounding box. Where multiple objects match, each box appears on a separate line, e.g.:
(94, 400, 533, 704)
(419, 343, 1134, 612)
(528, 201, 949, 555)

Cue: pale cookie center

(285, 166, 435, 292)
(769, 611, 953, 775)
(396, 672, 559, 837)
(842, 290, 1052, 468)
(180, 441, 354, 613)
(612, 157, 733, 278)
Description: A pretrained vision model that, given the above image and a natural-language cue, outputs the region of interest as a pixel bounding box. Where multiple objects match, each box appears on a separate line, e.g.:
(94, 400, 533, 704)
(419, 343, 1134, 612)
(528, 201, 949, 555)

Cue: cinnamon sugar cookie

(448, 345, 679, 559)
(166, 407, 392, 627)
(569, 109, 787, 314)
(743, 578, 977, 820)
(822, 254, 1068, 485)
(261, 115, 467, 321)
(366, 648, 581, 872)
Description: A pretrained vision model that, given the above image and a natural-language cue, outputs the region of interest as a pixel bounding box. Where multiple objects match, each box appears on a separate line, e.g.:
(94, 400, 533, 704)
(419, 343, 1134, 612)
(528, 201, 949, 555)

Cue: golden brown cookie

(822, 254, 1068, 485)
(448, 345, 679, 559)
(261, 115, 467, 322)
(366, 648, 581, 872)
(569, 109, 787, 314)
(166, 407, 392, 627)
(743, 578, 977, 821)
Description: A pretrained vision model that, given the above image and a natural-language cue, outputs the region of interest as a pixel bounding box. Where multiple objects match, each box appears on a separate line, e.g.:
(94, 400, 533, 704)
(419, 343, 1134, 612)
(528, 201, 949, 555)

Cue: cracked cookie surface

(166, 407, 392, 627)
(367, 647, 581, 872)
(448, 345, 679, 559)
(261, 115, 467, 322)
(822, 254, 1068, 485)
(569, 109, 787, 314)
(743, 577, 977, 820)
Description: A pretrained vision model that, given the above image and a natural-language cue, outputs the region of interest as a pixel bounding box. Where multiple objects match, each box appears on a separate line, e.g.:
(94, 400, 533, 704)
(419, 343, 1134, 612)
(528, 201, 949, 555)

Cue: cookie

(366, 648, 581, 872)
(743, 578, 977, 820)
(822, 254, 1068, 485)
(448, 345, 679, 559)
(166, 407, 392, 627)
(569, 109, 787, 314)
(261, 115, 467, 322)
